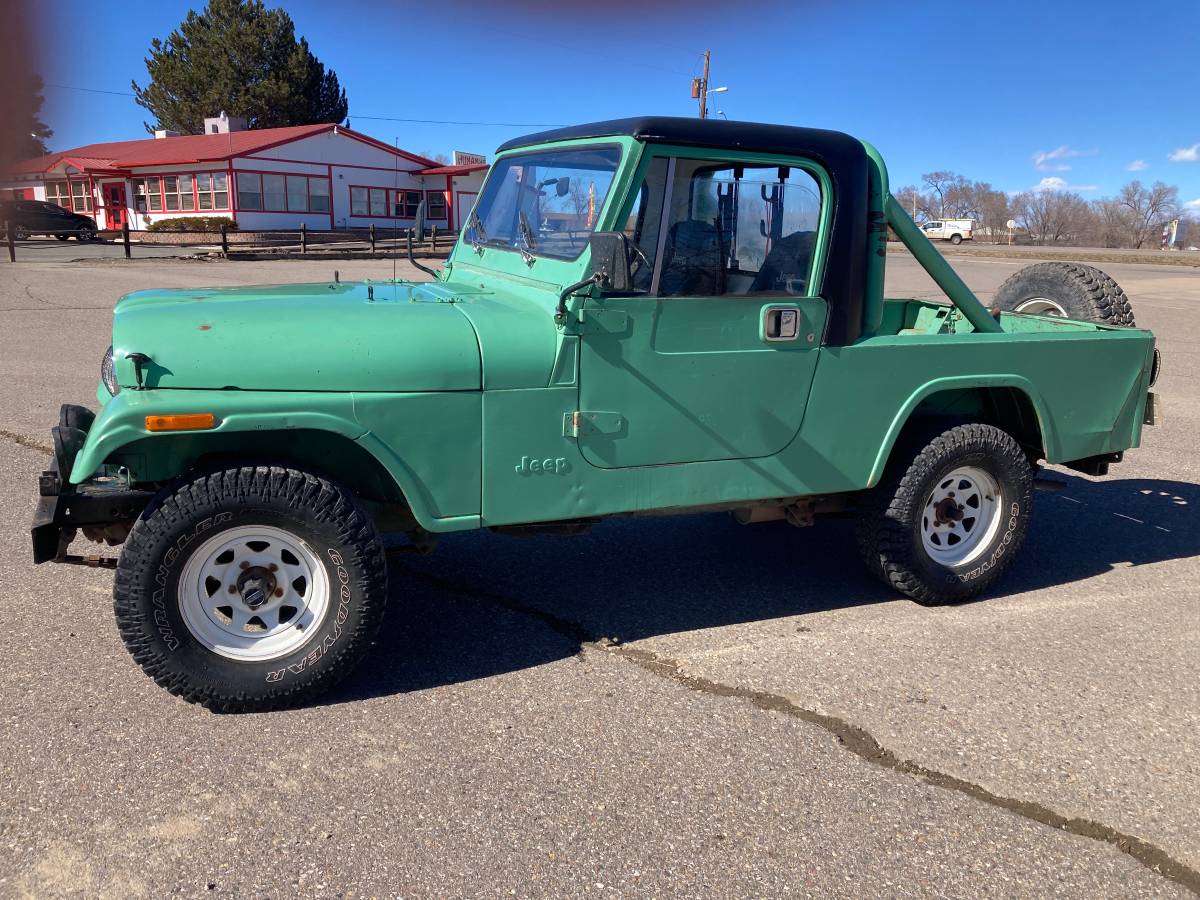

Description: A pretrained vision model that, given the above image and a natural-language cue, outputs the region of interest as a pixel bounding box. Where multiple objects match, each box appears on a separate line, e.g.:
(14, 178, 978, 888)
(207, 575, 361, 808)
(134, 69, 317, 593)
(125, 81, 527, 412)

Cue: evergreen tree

(132, 0, 349, 135)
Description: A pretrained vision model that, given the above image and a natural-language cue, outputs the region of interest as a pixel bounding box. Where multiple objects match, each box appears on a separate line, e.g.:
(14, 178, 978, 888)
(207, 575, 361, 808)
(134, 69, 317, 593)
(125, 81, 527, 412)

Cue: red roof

(5, 124, 439, 175)
(418, 163, 488, 176)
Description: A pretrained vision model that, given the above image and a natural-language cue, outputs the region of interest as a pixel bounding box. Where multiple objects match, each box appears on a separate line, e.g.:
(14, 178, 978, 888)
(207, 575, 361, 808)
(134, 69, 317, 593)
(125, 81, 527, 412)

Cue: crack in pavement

(0, 428, 52, 455)
(397, 563, 1200, 895)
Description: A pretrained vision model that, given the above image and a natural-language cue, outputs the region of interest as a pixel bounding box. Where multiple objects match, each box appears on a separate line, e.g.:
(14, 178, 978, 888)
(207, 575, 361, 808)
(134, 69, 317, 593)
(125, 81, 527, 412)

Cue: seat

(658, 220, 725, 297)
(750, 230, 816, 293)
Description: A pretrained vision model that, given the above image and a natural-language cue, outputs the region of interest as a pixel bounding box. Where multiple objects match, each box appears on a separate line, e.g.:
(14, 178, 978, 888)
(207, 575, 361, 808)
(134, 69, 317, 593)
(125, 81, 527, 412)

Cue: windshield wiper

(466, 210, 487, 254)
(517, 210, 537, 265)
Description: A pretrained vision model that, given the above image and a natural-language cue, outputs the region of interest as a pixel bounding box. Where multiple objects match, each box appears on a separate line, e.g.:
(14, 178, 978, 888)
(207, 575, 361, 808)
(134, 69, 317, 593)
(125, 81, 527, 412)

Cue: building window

(350, 186, 368, 216)
(393, 190, 421, 218)
(369, 188, 388, 217)
(70, 181, 93, 213)
(309, 178, 330, 213)
(426, 191, 447, 220)
(163, 175, 196, 211)
(262, 174, 286, 211)
(237, 172, 326, 214)
(134, 177, 164, 212)
(196, 173, 229, 210)
(286, 175, 308, 212)
(237, 172, 263, 210)
(46, 181, 70, 209)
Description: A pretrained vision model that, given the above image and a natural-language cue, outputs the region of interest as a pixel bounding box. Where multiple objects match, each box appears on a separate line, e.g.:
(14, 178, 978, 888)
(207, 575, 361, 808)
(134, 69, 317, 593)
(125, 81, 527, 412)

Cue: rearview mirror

(588, 231, 632, 294)
(556, 176, 571, 198)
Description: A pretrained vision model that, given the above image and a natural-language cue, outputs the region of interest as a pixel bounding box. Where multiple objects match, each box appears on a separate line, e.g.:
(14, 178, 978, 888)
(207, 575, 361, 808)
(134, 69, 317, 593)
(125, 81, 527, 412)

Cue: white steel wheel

(177, 524, 330, 662)
(1014, 297, 1067, 317)
(920, 465, 1003, 567)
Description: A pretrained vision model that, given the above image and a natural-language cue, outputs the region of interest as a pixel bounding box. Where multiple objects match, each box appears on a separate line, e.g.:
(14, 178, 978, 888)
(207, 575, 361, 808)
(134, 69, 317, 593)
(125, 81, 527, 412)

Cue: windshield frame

(462, 142, 625, 263)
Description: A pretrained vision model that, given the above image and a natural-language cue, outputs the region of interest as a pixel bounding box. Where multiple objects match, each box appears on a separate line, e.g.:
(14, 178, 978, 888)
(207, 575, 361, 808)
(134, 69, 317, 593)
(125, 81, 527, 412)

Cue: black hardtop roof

(496, 116, 865, 161)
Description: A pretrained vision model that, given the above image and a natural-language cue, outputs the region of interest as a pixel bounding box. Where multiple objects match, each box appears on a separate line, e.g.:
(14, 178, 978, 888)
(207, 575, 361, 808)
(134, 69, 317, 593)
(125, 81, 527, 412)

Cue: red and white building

(0, 113, 486, 232)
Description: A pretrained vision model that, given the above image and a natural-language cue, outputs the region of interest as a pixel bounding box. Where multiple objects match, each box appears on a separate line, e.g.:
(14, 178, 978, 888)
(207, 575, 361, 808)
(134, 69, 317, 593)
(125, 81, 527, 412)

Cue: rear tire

(950, 233, 963, 245)
(994, 262, 1135, 326)
(114, 465, 388, 712)
(55, 234, 69, 242)
(856, 423, 1033, 605)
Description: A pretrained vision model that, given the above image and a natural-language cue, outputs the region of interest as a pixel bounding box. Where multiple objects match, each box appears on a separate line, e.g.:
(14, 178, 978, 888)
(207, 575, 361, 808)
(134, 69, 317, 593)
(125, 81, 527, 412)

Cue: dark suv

(0, 200, 98, 241)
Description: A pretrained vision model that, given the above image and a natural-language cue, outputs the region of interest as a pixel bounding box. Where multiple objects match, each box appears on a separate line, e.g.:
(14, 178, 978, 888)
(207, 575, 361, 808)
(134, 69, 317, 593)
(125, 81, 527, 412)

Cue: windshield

(465, 145, 621, 260)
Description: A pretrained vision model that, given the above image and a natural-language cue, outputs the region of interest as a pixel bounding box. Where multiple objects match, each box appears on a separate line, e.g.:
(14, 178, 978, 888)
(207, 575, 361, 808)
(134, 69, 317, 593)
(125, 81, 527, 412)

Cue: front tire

(114, 466, 388, 712)
(856, 424, 1033, 605)
(76, 226, 96, 241)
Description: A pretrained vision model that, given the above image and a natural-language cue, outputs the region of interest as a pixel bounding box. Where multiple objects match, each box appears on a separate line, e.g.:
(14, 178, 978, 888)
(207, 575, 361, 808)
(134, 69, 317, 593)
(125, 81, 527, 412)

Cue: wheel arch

(867, 377, 1057, 487)
(69, 391, 476, 533)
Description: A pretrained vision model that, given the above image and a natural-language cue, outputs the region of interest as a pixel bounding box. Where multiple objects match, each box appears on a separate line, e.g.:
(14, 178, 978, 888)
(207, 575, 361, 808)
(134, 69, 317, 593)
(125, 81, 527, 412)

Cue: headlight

(101, 345, 120, 396)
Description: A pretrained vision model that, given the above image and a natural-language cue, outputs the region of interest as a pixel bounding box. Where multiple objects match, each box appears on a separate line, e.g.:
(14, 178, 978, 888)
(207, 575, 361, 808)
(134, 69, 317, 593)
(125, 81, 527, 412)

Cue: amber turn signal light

(145, 413, 216, 432)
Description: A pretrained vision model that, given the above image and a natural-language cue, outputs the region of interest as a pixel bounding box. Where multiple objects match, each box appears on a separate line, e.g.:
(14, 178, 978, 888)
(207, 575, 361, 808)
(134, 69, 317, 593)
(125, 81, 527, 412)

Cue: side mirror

(556, 176, 570, 198)
(588, 231, 632, 294)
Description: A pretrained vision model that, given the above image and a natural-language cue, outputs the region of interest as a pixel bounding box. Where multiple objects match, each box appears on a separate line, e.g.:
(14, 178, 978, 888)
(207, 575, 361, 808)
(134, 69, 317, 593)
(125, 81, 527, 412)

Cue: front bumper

(31, 404, 156, 566)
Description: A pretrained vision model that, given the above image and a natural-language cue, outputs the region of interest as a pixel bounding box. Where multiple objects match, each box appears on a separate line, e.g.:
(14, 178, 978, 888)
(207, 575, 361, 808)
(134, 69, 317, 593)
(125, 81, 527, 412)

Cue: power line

(46, 82, 135, 97)
(352, 115, 559, 128)
(42, 83, 558, 129)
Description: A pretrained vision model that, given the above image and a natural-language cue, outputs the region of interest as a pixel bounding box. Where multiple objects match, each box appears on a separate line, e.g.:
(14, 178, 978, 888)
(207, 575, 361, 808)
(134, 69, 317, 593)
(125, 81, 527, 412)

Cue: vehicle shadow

(326, 474, 1200, 705)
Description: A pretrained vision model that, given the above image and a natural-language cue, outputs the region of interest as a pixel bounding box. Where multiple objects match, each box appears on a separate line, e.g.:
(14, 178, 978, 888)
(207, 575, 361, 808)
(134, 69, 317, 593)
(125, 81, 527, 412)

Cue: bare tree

(1116, 180, 1179, 248)
(1089, 198, 1130, 248)
(921, 171, 974, 217)
(970, 182, 1012, 243)
(893, 185, 933, 222)
(1014, 190, 1091, 245)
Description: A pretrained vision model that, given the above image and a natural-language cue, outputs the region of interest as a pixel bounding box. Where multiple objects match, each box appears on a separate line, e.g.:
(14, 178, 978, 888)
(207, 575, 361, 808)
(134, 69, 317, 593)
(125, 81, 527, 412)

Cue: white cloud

(1185, 198, 1200, 209)
(1169, 143, 1200, 162)
(1126, 159, 1148, 172)
(1034, 177, 1098, 193)
(1032, 145, 1098, 172)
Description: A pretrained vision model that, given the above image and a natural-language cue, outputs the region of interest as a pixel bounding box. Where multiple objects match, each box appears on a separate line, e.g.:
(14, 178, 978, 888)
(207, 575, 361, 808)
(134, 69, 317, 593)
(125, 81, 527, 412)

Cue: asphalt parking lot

(1, 251, 1196, 896)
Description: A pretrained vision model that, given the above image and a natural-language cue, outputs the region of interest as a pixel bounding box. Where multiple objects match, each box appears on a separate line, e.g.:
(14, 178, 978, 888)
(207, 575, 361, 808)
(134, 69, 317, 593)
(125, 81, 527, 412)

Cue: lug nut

(228, 584, 237, 593)
(239, 561, 250, 569)
(275, 589, 284, 597)
(268, 563, 278, 572)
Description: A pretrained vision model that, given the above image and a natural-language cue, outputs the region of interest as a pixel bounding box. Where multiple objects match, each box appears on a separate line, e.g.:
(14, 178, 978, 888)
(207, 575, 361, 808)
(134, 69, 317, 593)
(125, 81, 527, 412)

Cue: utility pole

(692, 50, 711, 119)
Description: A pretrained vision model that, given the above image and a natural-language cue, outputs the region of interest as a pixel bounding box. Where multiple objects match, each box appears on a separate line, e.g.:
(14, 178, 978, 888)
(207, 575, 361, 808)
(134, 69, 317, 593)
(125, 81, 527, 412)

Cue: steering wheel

(628, 240, 651, 280)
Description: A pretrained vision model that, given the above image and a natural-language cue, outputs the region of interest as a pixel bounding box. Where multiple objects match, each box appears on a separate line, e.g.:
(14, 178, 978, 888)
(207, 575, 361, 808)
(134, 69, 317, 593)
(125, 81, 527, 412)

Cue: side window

(656, 159, 822, 298)
(620, 157, 669, 293)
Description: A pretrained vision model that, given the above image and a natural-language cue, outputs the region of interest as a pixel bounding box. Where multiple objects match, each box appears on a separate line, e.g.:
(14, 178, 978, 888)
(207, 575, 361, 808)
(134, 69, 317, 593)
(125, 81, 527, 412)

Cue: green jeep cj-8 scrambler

(32, 118, 1161, 711)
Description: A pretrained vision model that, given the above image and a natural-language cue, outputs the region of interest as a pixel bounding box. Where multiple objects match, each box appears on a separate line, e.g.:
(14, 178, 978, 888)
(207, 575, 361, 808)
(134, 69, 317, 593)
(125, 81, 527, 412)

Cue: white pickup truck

(921, 218, 974, 244)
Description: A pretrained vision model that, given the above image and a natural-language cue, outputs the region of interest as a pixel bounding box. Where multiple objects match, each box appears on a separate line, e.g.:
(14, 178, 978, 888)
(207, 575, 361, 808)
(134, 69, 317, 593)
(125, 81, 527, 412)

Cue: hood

(111, 280, 484, 392)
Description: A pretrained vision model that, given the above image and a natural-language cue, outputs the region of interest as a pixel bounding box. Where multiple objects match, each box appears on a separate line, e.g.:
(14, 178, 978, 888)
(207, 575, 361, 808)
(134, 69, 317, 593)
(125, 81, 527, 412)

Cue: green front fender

(71, 389, 481, 533)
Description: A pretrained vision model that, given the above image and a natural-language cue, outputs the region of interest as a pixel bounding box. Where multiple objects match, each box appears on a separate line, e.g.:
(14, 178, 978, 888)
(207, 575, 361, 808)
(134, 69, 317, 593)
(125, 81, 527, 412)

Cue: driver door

(577, 154, 828, 469)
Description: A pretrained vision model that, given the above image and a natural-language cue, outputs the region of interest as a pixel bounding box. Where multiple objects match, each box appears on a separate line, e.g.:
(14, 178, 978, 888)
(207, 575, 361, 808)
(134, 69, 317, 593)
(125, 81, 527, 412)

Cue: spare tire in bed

(993, 262, 1135, 326)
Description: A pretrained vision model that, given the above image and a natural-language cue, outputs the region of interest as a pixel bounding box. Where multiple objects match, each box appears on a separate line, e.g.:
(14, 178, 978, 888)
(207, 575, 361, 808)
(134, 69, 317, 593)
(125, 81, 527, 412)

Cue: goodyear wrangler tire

(993, 262, 1135, 326)
(855, 424, 1033, 606)
(113, 465, 387, 712)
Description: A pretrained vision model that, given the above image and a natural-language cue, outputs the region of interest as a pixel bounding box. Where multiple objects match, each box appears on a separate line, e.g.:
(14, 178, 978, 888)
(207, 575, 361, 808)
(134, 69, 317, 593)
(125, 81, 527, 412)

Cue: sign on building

(453, 151, 487, 166)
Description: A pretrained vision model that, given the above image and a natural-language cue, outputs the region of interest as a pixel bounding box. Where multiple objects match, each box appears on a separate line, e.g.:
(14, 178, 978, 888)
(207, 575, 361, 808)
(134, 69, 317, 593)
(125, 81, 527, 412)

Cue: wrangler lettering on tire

(113, 465, 388, 713)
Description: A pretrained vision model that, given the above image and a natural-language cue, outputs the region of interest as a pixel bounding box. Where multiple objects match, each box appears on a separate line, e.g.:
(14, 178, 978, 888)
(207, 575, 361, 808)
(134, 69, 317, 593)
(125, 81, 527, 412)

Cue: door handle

(763, 305, 801, 342)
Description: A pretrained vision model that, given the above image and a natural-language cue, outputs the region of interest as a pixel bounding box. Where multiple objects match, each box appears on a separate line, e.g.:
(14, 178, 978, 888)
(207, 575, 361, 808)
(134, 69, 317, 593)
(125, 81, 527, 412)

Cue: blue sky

(35, 0, 1200, 208)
